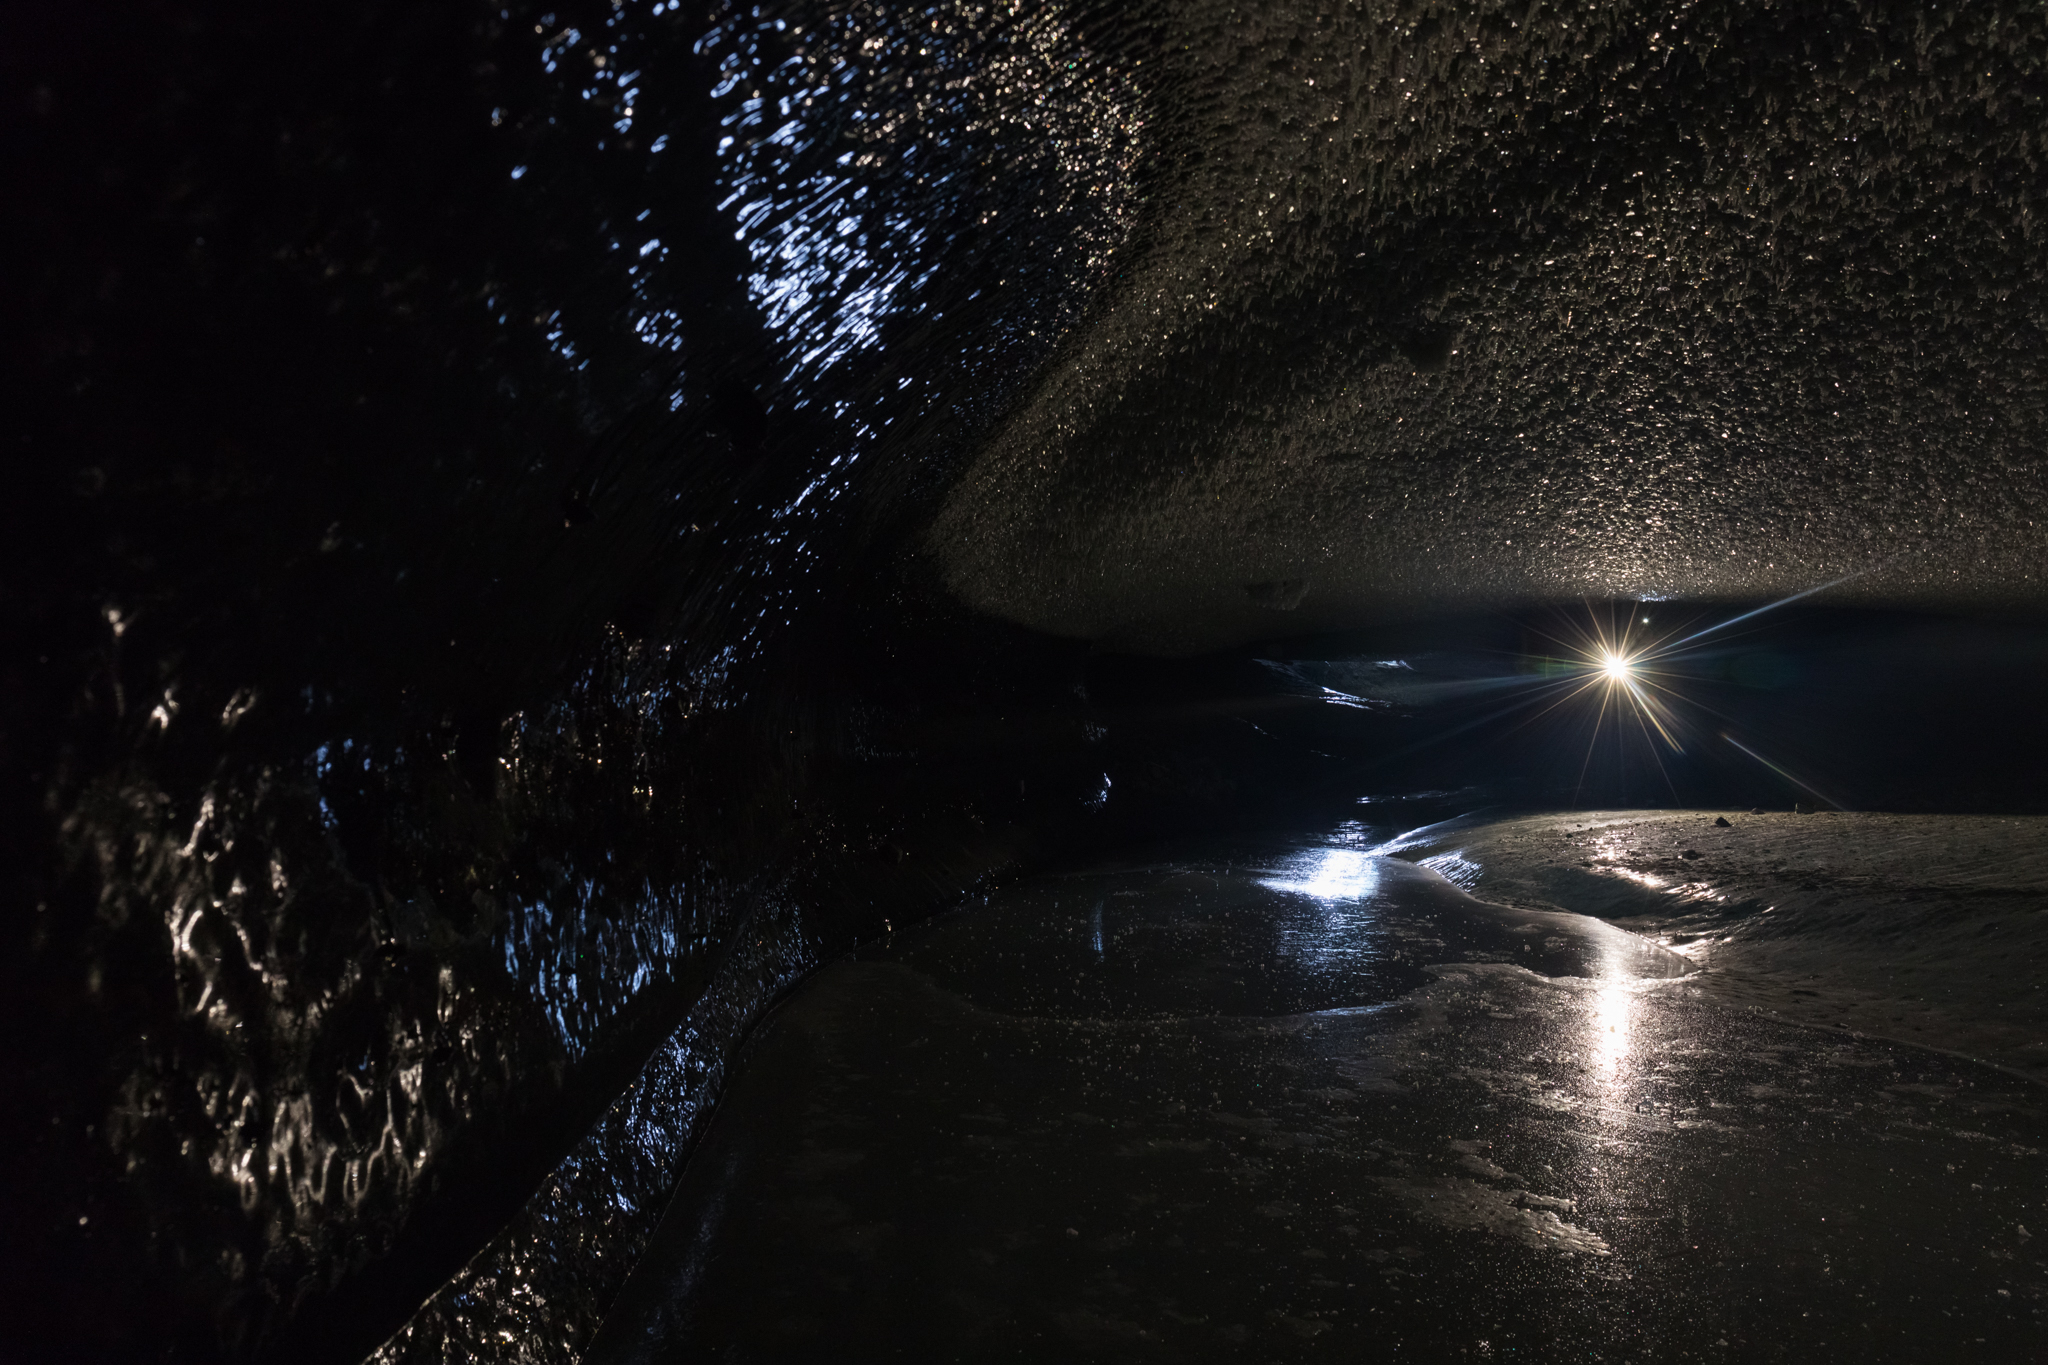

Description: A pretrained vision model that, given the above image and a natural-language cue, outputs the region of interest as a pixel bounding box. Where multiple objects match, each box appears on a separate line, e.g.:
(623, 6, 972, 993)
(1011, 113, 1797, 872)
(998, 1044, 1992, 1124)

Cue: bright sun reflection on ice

(1258, 848, 1381, 902)
(1258, 848, 1385, 972)
(1587, 979, 1635, 1083)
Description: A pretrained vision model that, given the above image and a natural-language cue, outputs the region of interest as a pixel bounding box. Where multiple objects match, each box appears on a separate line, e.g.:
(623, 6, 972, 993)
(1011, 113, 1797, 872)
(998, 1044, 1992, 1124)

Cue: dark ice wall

(4, 1, 1151, 1360)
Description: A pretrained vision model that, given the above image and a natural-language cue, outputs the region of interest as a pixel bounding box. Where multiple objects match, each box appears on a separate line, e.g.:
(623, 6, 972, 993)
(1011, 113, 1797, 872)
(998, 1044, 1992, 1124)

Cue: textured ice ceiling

(926, 1, 2048, 652)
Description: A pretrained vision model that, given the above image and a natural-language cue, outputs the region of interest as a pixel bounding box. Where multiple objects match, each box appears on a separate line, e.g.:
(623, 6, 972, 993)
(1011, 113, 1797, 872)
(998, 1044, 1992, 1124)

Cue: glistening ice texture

(930, 0, 2048, 651)
(10, 0, 1142, 1356)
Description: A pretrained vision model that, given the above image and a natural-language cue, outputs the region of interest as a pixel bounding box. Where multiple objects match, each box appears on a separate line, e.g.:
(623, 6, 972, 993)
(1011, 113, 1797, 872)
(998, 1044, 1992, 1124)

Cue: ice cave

(8, 1, 2048, 1360)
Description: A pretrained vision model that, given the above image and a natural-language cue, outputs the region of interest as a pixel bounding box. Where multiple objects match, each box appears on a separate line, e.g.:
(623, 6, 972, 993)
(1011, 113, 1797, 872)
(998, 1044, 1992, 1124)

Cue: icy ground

(1378, 811, 2048, 1076)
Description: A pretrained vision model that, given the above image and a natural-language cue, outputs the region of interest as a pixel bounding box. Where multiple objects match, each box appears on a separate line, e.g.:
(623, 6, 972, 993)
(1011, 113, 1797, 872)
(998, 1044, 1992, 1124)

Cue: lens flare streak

(1328, 585, 1861, 806)
(1721, 735, 1850, 811)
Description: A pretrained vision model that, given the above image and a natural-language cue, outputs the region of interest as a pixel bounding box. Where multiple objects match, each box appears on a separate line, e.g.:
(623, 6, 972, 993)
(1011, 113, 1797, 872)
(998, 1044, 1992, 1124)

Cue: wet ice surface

(1381, 811, 2048, 1075)
(874, 851, 1687, 1022)
(590, 839, 2047, 1362)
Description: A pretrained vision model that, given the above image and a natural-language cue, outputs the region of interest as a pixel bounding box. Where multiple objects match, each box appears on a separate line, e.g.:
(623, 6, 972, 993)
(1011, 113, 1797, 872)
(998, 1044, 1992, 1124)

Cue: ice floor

(1379, 810, 2048, 1074)
(588, 828, 2046, 1361)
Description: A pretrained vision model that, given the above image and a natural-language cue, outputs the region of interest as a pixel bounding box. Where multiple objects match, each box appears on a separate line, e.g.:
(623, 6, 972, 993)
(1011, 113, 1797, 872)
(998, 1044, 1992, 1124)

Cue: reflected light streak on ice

(1258, 847, 1381, 903)
(1586, 976, 1636, 1087)
(1417, 851, 1482, 892)
(1259, 848, 1383, 971)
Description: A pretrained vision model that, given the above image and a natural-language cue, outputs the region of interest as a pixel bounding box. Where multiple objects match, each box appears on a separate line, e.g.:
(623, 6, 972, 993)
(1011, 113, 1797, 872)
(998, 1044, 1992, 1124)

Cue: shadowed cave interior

(8, 0, 2048, 1361)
